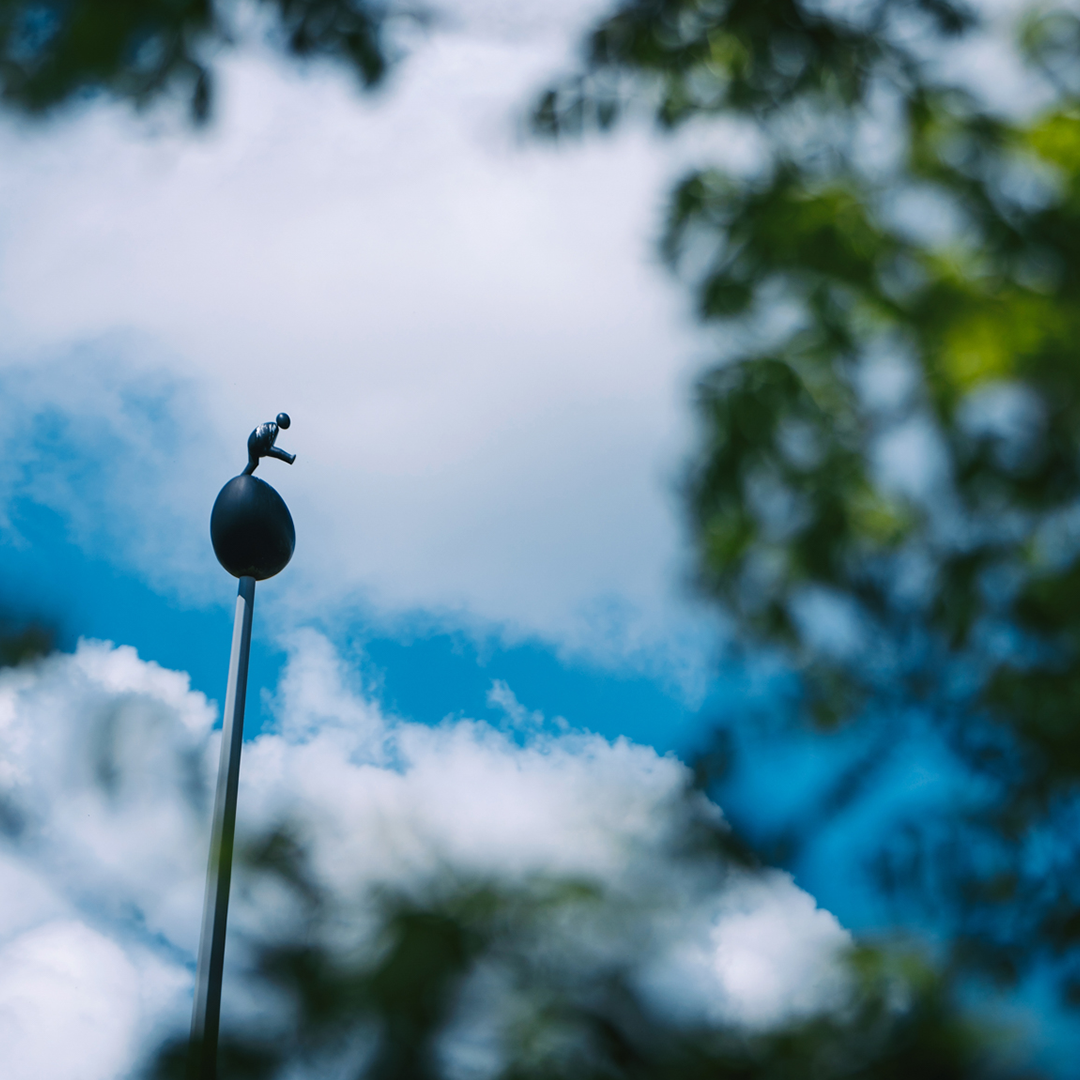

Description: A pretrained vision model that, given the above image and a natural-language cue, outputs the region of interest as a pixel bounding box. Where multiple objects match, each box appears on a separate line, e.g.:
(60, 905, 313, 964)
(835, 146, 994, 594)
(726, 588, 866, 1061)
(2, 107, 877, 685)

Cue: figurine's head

(276, 412, 291, 430)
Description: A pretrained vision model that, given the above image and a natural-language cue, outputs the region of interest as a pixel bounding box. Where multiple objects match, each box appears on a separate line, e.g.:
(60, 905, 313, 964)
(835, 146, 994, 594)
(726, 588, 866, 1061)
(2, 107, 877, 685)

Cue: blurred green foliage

(0, 0, 405, 120)
(0, 617, 52, 665)
(538, 0, 1080, 1011)
(147, 824, 1007, 1080)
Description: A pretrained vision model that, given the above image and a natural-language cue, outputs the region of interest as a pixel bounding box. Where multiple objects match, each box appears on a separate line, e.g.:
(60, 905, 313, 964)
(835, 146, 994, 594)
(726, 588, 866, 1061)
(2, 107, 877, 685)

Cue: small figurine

(243, 413, 296, 475)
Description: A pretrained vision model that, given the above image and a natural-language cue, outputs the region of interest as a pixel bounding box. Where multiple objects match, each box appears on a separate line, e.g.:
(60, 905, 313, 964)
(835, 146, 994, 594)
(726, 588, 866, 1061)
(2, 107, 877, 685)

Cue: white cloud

(0, 0, 723, 681)
(0, 920, 139, 1080)
(708, 876, 852, 1026)
(0, 637, 849, 1077)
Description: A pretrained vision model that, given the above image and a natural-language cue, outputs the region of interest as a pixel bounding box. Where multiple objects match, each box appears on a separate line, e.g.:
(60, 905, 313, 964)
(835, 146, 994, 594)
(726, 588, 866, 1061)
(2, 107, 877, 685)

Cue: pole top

(210, 414, 297, 580)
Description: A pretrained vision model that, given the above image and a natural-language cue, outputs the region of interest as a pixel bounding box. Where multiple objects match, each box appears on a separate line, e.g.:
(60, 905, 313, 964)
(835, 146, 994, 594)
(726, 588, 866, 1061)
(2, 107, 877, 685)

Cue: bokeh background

(1, 0, 1078, 1075)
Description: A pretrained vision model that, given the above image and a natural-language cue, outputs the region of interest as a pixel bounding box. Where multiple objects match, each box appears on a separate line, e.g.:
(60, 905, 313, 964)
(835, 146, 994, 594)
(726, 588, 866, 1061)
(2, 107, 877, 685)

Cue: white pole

(190, 575, 256, 1080)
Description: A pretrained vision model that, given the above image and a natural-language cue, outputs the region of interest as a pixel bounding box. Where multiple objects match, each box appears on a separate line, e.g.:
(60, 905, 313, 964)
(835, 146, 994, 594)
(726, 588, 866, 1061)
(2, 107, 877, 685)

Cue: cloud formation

(0, 0, 721, 678)
(0, 636, 847, 1077)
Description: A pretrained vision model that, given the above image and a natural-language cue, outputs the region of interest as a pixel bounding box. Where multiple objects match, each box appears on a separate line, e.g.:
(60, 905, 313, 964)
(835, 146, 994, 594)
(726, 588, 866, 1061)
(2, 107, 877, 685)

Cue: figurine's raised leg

(266, 447, 296, 465)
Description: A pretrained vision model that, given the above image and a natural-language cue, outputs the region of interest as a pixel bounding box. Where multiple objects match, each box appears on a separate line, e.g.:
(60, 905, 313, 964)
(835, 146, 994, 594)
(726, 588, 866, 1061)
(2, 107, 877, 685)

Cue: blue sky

(0, 46, 989, 936)
(0, 387, 951, 941)
(0, 490, 705, 752)
(0, 0, 1063, 1074)
(0, 0, 734, 762)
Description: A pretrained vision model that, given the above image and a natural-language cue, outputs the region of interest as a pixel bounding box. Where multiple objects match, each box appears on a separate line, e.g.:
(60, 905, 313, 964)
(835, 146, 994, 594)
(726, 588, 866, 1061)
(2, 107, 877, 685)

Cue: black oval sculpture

(210, 474, 295, 580)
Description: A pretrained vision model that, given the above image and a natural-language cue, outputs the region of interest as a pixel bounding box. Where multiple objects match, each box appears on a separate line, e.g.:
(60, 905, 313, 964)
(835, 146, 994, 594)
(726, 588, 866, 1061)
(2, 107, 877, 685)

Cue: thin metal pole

(190, 575, 256, 1080)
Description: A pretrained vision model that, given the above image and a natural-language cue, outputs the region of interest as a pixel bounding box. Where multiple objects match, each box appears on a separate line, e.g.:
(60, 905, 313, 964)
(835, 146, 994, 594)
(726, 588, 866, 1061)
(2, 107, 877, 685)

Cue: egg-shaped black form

(210, 474, 295, 580)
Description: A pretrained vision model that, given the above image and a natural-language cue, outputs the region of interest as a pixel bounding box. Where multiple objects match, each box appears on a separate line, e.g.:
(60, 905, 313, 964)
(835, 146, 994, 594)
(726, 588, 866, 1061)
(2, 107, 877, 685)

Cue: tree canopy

(0, 0, 399, 120)
(538, 0, 1080, 1013)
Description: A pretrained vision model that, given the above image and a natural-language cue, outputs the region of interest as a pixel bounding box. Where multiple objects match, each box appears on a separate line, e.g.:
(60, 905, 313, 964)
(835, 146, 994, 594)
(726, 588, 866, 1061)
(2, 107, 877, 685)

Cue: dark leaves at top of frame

(533, 0, 977, 137)
(0, 0, 405, 120)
